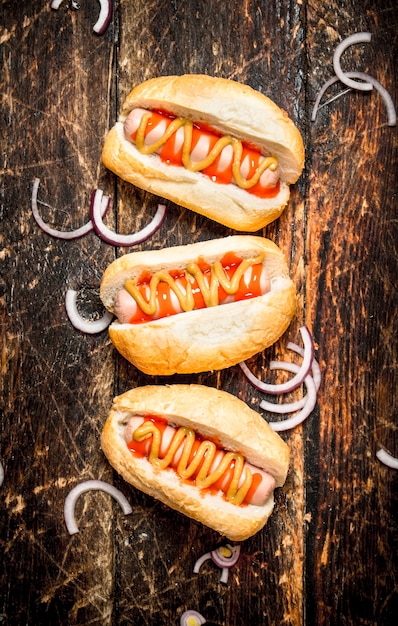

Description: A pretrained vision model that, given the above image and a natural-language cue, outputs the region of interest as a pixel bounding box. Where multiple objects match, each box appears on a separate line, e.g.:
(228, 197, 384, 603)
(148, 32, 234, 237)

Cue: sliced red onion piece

(211, 544, 241, 583)
(286, 341, 322, 391)
(376, 448, 398, 470)
(194, 545, 240, 584)
(50, 0, 64, 8)
(90, 188, 167, 247)
(210, 544, 241, 568)
(333, 32, 373, 91)
(260, 395, 307, 415)
(239, 326, 314, 395)
(65, 289, 113, 334)
(311, 74, 348, 121)
(0, 460, 4, 487)
(266, 362, 317, 432)
(64, 479, 133, 535)
(180, 610, 206, 626)
(32, 178, 110, 240)
(311, 72, 396, 126)
(193, 551, 211, 573)
(259, 342, 321, 414)
(93, 0, 113, 35)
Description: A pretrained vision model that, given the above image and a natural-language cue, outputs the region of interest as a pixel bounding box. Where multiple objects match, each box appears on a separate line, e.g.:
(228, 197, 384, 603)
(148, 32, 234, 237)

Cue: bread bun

(102, 74, 304, 231)
(101, 384, 290, 541)
(100, 235, 296, 375)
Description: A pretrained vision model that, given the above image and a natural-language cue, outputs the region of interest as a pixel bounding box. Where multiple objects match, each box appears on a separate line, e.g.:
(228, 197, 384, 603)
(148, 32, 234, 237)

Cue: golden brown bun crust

(101, 384, 290, 541)
(100, 235, 296, 375)
(101, 74, 304, 231)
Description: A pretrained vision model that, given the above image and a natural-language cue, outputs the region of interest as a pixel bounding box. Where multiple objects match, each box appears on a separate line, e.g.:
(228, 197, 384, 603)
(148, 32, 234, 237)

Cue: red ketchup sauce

(130, 109, 280, 199)
(128, 252, 267, 324)
(127, 415, 262, 506)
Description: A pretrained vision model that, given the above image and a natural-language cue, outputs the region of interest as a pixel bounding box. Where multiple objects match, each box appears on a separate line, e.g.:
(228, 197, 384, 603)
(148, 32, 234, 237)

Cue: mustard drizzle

(135, 111, 278, 189)
(132, 421, 253, 506)
(124, 251, 265, 316)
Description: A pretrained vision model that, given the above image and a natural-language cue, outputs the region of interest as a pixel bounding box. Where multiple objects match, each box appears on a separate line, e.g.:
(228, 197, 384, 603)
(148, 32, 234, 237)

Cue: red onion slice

(265, 362, 317, 432)
(64, 479, 132, 535)
(32, 178, 110, 240)
(194, 544, 240, 584)
(260, 395, 307, 415)
(210, 544, 241, 568)
(0, 460, 4, 487)
(180, 610, 206, 626)
(312, 72, 396, 126)
(286, 341, 322, 391)
(239, 326, 314, 395)
(65, 289, 113, 334)
(376, 448, 398, 470)
(311, 75, 348, 122)
(193, 551, 212, 573)
(333, 32, 373, 91)
(90, 188, 167, 247)
(93, 0, 113, 35)
(50, 0, 112, 35)
(260, 341, 322, 415)
(259, 341, 321, 414)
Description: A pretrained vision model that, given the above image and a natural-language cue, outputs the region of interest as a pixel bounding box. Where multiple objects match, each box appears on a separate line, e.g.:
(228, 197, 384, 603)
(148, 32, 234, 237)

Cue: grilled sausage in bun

(100, 235, 296, 375)
(101, 74, 305, 231)
(101, 384, 290, 541)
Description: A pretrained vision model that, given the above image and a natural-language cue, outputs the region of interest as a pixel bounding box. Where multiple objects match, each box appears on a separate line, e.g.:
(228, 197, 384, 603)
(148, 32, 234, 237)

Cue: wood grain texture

(0, 1, 397, 625)
(305, 2, 398, 625)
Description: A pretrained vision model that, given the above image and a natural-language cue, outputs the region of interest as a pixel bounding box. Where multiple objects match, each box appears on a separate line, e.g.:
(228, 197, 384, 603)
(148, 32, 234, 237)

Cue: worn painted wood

(0, 1, 397, 625)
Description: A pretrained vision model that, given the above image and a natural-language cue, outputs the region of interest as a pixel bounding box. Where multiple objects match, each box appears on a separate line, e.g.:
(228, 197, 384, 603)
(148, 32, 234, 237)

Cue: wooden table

(1, 1, 397, 624)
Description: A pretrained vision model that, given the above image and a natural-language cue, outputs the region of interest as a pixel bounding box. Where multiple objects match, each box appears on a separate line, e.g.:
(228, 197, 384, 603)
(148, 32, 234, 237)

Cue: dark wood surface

(1, 1, 397, 624)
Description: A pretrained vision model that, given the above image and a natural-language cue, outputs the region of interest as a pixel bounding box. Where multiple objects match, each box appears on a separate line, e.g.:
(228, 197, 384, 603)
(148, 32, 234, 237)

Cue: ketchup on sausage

(125, 415, 276, 506)
(114, 252, 271, 325)
(124, 108, 281, 199)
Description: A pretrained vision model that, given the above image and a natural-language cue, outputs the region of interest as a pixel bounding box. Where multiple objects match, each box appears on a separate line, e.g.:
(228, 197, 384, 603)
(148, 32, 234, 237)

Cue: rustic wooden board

(0, 1, 397, 625)
(305, 4, 398, 624)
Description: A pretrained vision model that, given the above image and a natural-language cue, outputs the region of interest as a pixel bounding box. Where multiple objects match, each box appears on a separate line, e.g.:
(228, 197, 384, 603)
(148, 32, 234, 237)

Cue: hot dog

(101, 74, 305, 231)
(100, 235, 296, 375)
(101, 384, 290, 541)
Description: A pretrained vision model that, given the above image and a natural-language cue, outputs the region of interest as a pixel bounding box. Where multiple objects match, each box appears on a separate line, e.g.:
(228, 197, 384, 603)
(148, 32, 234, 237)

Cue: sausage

(101, 384, 290, 541)
(100, 235, 296, 375)
(113, 253, 271, 325)
(123, 108, 281, 198)
(124, 415, 276, 507)
(101, 74, 305, 231)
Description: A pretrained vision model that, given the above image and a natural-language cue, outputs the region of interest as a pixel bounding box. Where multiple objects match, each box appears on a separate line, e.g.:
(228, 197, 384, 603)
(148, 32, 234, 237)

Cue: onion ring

(0, 460, 4, 487)
(286, 341, 322, 391)
(64, 479, 133, 535)
(311, 72, 396, 126)
(194, 544, 240, 584)
(259, 395, 307, 415)
(376, 447, 398, 470)
(193, 552, 212, 573)
(32, 178, 110, 240)
(333, 32, 373, 91)
(239, 326, 314, 395)
(93, 0, 113, 35)
(90, 188, 167, 247)
(211, 544, 241, 567)
(180, 610, 206, 626)
(259, 340, 321, 414)
(50, 0, 112, 35)
(65, 289, 113, 334)
(311, 75, 351, 122)
(265, 362, 317, 431)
